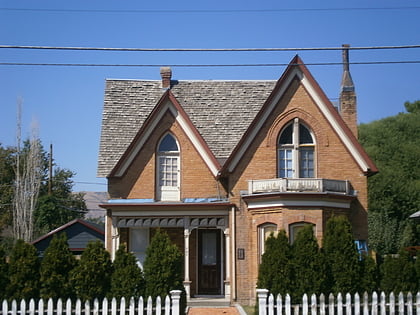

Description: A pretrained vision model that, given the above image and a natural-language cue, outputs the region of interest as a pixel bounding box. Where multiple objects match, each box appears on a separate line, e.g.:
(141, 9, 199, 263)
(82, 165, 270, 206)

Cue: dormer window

(156, 133, 180, 201)
(278, 118, 315, 178)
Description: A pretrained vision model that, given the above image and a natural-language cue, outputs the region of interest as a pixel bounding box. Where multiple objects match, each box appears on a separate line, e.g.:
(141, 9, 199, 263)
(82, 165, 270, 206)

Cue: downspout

(231, 205, 236, 300)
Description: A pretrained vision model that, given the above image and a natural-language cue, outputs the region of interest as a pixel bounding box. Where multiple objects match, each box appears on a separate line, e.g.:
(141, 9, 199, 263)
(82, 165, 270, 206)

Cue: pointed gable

(223, 55, 378, 175)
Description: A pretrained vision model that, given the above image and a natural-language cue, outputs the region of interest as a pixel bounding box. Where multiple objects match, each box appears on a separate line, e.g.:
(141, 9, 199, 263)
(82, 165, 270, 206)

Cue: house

(97, 46, 377, 305)
(32, 219, 105, 257)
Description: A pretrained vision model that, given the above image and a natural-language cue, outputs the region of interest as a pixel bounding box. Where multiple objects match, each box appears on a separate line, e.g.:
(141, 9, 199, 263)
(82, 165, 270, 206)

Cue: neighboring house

(32, 219, 105, 256)
(98, 47, 377, 305)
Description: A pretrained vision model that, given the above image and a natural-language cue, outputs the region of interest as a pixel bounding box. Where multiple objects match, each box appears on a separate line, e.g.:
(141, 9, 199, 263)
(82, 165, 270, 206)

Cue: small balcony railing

(248, 178, 354, 195)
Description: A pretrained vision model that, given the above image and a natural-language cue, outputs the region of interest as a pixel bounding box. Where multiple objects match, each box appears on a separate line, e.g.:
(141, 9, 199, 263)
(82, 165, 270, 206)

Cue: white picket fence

(257, 289, 420, 315)
(1, 290, 182, 315)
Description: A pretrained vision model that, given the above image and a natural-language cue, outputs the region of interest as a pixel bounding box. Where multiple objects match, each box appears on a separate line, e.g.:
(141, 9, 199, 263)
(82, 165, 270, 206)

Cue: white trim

(246, 198, 351, 210)
(111, 209, 230, 217)
(114, 100, 219, 178)
(228, 68, 301, 173)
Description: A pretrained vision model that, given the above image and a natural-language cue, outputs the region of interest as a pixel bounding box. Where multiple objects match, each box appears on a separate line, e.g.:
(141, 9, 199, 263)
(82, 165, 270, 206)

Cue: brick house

(98, 49, 377, 305)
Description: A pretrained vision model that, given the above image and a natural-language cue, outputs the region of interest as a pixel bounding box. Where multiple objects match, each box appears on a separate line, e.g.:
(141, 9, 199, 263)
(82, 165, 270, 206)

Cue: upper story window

(278, 118, 315, 178)
(156, 133, 180, 201)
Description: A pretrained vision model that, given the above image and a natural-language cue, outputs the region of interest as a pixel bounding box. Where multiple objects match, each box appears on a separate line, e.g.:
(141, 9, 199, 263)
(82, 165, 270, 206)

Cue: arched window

(289, 222, 315, 244)
(258, 223, 278, 262)
(156, 133, 180, 201)
(278, 118, 315, 178)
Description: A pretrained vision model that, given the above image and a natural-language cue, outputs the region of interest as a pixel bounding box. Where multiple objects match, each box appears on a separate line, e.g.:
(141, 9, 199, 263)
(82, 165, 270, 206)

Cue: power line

(1, 61, 420, 68)
(1, 44, 420, 52)
(1, 6, 420, 13)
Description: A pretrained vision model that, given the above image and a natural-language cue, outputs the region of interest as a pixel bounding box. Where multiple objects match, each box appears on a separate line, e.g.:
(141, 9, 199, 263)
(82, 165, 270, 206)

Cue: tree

(358, 253, 379, 293)
(257, 230, 292, 297)
(39, 234, 77, 300)
(0, 245, 9, 299)
(109, 244, 145, 299)
(69, 240, 112, 301)
(6, 239, 40, 300)
(290, 225, 325, 299)
(322, 216, 360, 294)
(359, 100, 420, 254)
(380, 249, 417, 293)
(0, 144, 15, 236)
(143, 229, 184, 299)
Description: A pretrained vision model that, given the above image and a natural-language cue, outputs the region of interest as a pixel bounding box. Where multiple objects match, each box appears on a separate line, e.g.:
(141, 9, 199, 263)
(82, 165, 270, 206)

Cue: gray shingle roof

(97, 79, 276, 177)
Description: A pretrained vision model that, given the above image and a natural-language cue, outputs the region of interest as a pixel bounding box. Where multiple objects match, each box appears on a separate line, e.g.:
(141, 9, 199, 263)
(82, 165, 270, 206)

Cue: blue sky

(0, 0, 419, 192)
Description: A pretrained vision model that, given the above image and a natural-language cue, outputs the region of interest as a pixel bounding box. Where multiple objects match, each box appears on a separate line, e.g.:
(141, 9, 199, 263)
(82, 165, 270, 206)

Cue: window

(130, 228, 149, 269)
(289, 222, 314, 244)
(278, 118, 315, 178)
(258, 223, 277, 262)
(156, 133, 180, 201)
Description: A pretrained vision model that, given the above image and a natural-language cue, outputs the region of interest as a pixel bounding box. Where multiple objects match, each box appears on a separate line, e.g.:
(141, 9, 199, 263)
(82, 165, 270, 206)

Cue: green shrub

(110, 244, 145, 299)
(39, 234, 76, 300)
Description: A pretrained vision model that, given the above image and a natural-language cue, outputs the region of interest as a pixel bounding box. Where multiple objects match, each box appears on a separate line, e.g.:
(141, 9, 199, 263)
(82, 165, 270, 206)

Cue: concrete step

(188, 297, 231, 307)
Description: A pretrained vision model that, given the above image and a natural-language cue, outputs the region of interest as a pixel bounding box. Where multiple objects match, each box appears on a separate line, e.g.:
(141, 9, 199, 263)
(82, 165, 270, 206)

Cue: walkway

(187, 307, 240, 315)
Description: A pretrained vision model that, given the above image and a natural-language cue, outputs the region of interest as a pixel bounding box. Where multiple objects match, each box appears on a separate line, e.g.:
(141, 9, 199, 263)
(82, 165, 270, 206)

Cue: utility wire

(1, 61, 420, 68)
(1, 44, 420, 52)
(1, 7, 420, 13)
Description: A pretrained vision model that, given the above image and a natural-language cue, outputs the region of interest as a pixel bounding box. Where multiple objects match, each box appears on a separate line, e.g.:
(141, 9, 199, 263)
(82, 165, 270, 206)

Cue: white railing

(248, 178, 352, 195)
(257, 289, 420, 315)
(1, 290, 182, 315)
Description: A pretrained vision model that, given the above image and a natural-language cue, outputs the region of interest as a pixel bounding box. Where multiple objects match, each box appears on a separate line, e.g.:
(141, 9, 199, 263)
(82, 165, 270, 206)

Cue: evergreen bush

(0, 245, 9, 299)
(322, 216, 360, 294)
(109, 244, 145, 299)
(39, 234, 76, 300)
(257, 230, 292, 297)
(6, 239, 40, 300)
(69, 240, 112, 301)
(290, 224, 325, 300)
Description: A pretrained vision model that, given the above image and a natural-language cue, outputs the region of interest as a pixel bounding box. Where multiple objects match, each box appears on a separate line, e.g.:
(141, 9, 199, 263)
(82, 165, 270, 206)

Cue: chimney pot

(160, 67, 172, 89)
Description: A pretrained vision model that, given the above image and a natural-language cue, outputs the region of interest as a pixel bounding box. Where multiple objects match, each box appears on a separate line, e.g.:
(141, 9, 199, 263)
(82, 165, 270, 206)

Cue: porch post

(183, 218, 191, 299)
(111, 217, 120, 261)
(224, 227, 231, 300)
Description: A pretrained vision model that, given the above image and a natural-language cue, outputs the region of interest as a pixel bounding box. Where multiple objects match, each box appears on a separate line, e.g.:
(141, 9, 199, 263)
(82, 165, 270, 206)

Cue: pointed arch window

(278, 118, 315, 178)
(156, 133, 180, 201)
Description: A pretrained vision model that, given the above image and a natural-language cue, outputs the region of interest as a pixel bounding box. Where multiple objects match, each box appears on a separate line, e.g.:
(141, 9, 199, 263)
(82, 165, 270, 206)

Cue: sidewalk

(187, 307, 240, 314)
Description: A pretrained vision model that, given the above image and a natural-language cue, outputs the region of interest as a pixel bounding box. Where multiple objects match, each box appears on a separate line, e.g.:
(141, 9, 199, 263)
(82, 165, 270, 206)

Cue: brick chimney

(339, 44, 358, 138)
(160, 67, 172, 90)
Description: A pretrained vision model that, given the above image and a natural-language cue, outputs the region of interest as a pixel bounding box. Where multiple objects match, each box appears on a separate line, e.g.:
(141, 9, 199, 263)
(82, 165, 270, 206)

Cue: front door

(198, 229, 222, 295)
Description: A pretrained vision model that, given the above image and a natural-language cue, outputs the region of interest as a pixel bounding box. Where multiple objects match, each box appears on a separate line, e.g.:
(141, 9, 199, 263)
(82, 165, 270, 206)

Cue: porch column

(224, 227, 231, 300)
(111, 217, 120, 261)
(183, 218, 191, 299)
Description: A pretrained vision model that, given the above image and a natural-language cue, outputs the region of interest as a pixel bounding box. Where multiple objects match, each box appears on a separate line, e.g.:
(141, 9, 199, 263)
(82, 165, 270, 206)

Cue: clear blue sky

(0, 0, 419, 192)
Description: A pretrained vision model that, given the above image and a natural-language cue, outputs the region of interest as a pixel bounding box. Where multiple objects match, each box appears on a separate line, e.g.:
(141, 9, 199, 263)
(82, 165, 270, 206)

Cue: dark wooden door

(198, 229, 221, 295)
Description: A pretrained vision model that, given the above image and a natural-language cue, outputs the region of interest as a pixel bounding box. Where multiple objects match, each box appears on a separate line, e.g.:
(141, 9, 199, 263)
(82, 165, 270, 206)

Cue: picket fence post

(256, 288, 269, 315)
(170, 289, 182, 315)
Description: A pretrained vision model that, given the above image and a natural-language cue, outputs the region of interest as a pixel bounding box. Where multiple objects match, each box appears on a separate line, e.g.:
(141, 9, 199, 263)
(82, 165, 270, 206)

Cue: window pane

(279, 124, 293, 144)
(299, 147, 314, 178)
(279, 149, 293, 178)
(158, 134, 179, 152)
(299, 124, 314, 144)
(159, 156, 178, 186)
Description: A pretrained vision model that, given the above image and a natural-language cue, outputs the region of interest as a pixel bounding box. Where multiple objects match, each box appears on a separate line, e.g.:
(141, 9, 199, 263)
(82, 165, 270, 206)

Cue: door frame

(196, 228, 224, 296)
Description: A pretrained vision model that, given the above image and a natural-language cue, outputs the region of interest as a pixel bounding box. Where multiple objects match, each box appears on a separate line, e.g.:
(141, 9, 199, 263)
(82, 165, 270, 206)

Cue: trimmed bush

(39, 234, 76, 300)
(110, 244, 145, 299)
(69, 240, 112, 301)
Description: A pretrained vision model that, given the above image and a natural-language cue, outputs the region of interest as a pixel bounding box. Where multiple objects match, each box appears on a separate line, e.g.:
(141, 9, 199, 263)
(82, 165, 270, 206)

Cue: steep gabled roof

(98, 78, 276, 177)
(222, 55, 378, 175)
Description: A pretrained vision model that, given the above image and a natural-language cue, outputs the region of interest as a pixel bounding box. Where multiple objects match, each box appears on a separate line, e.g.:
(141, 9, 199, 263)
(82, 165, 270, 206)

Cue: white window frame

(156, 133, 180, 201)
(258, 223, 278, 263)
(278, 118, 315, 178)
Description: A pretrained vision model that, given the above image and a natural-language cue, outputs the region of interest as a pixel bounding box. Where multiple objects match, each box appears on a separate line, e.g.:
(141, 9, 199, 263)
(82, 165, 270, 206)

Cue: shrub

(69, 240, 112, 301)
(110, 244, 145, 299)
(39, 234, 76, 300)
(6, 239, 40, 300)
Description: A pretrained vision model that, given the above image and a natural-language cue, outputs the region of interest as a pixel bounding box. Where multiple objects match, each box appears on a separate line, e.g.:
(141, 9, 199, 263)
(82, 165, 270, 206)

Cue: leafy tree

(6, 239, 40, 300)
(0, 245, 9, 299)
(35, 168, 87, 235)
(110, 244, 145, 299)
(322, 216, 360, 294)
(290, 225, 325, 299)
(39, 234, 77, 300)
(69, 240, 112, 301)
(143, 229, 184, 299)
(359, 100, 420, 254)
(257, 230, 292, 297)
(380, 249, 417, 293)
